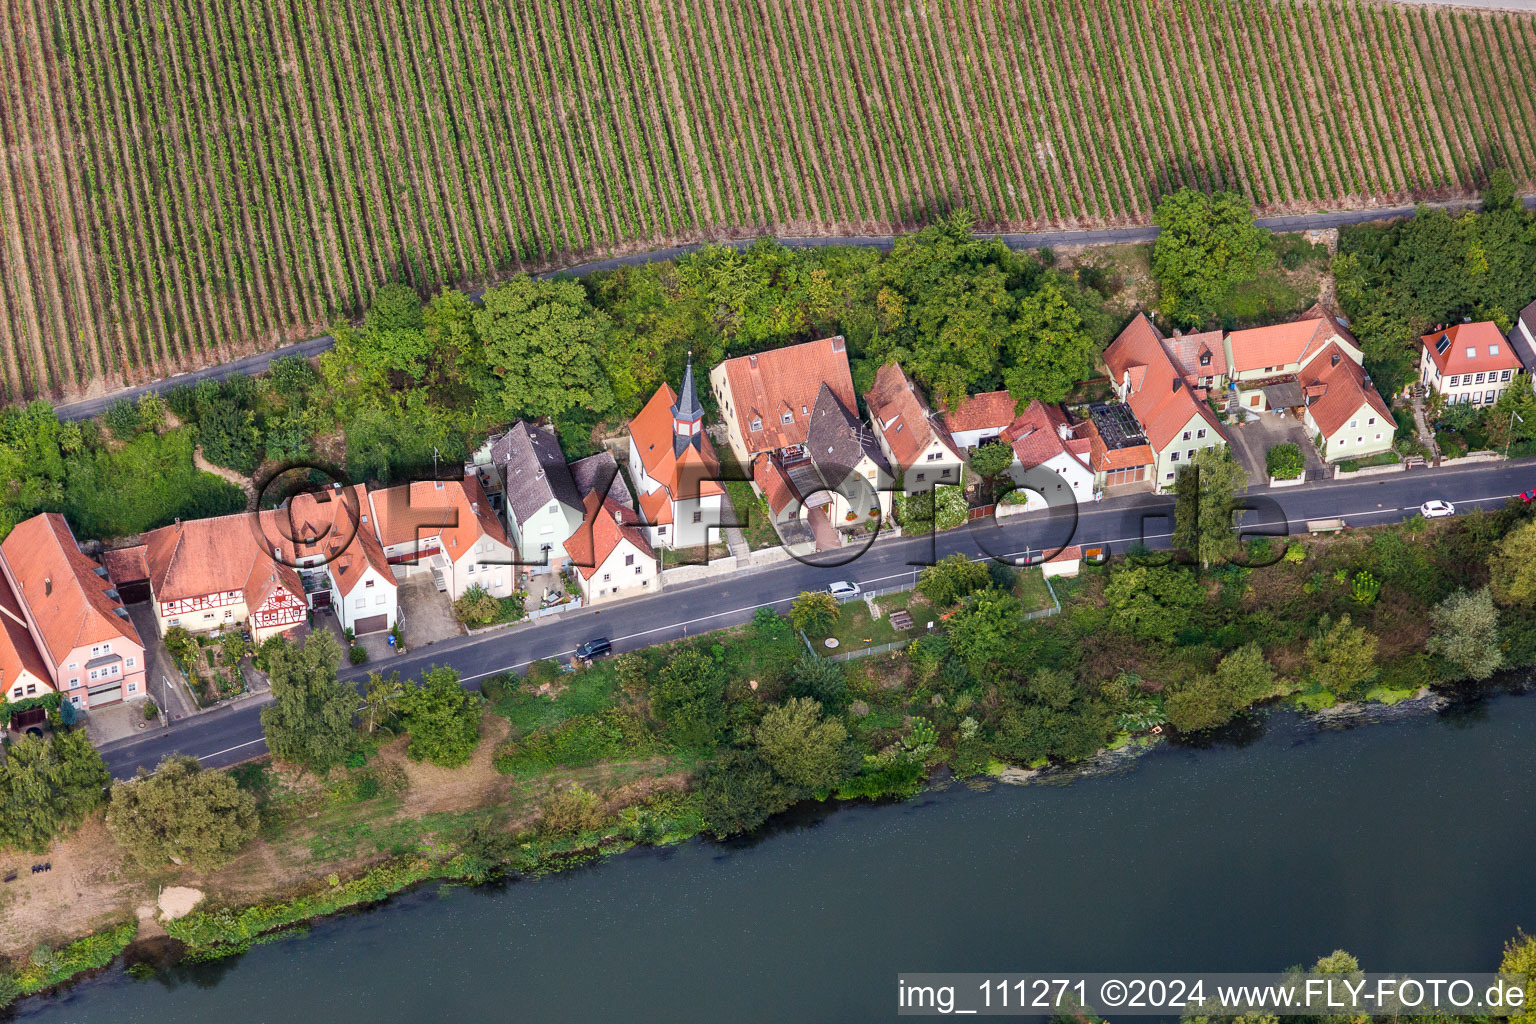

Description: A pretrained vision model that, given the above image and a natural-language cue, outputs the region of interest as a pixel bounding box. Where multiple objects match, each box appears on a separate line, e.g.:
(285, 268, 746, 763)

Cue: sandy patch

(0, 818, 151, 957)
(384, 713, 512, 816)
(157, 886, 204, 920)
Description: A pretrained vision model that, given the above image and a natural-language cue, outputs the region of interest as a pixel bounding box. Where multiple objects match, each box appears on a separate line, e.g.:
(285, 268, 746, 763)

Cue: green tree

(363, 670, 407, 733)
(693, 748, 796, 838)
(753, 697, 848, 790)
(1307, 614, 1380, 695)
(1003, 280, 1096, 403)
(790, 590, 841, 637)
(785, 654, 850, 712)
(1165, 643, 1276, 731)
(260, 630, 356, 773)
(1491, 520, 1536, 606)
(473, 276, 615, 419)
(649, 648, 728, 748)
(894, 483, 969, 533)
(1428, 587, 1504, 680)
(1172, 447, 1248, 568)
(917, 552, 991, 608)
(104, 755, 258, 869)
(993, 668, 1108, 763)
(1265, 443, 1304, 480)
(0, 730, 110, 852)
(947, 587, 1028, 678)
(966, 441, 1017, 501)
(1482, 167, 1518, 212)
(1103, 564, 1205, 641)
(1151, 188, 1274, 326)
(399, 667, 483, 767)
(1500, 931, 1536, 1024)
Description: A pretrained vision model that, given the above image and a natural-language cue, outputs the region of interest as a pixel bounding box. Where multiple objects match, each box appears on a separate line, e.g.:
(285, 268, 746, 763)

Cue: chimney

(44, 577, 51, 597)
(831, 335, 846, 353)
(1331, 353, 1340, 366)
(611, 507, 622, 525)
(748, 354, 758, 368)
(1172, 377, 1183, 393)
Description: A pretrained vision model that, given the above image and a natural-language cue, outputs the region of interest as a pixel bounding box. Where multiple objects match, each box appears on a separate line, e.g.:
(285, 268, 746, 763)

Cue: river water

(18, 692, 1536, 1023)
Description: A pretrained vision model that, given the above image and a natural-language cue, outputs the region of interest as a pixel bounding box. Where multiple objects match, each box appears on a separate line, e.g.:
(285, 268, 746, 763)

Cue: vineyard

(1, 0, 1534, 401)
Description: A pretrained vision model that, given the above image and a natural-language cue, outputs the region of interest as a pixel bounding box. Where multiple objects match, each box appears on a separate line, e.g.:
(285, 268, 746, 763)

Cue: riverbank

(13, 684, 1536, 1022)
(7, 504, 1536, 1008)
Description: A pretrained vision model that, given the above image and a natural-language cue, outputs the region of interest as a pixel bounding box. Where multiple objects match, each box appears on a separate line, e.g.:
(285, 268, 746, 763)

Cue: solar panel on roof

(1436, 334, 1450, 354)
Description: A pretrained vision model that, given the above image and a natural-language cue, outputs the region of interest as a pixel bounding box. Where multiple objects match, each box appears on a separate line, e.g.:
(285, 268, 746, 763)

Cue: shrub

(105, 756, 259, 869)
(1266, 442, 1305, 480)
(453, 584, 502, 626)
(538, 784, 605, 837)
(917, 553, 990, 608)
(349, 646, 369, 665)
(1351, 570, 1380, 605)
(1283, 544, 1307, 564)
(785, 654, 849, 711)
(790, 591, 840, 637)
(103, 399, 143, 440)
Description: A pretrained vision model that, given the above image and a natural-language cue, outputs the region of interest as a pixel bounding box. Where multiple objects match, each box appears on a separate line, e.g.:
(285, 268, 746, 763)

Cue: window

(128, 682, 137, 694)
(691, 511, 703, 523)
(1475, 372, 1486, 384)
(658, 525, 668, 535)
(1449, 375, 1459, 386)
(1375, 433, 1383, 441)
(126, 657, 135, 668)
(1182, 430, 1191, 441)
(70, 695, 79, 706)
(602, 573, 611, 583)
(1349, 419, 1356, 429)
(1472, 392, 1483, 404)
(749, 417, 762, 432)
(1503, 370, 1513, 382)
(1165, 472, 1175, 480)
(376, 594, 386, 605)
(781, 410, 793, 424)
(926, 452, 942, 461)
(467, 563, 476, 575)
(1467, 347, 1477, 360)
(625, 554, 635, 566)
(1368, 417, 1376, 425)
(1491, 344, 1500, 356)
(548, 502, 557, 513)
(1186, 449, 1195, 460)
(365, 579, 374, 588)
(940, 467, 952, 477)
(89, 668, 98, 681)
(1356, 437, 1363, 444)
(1170, 451, 1181, 462)
(26, 683, 36, 695)
(1486, 390, 1496, 404)
(915, 472, 926, 482)
(69, 677, 78, 686)
(1196, 428, 1206, 439)
(67, 662, 77, 670)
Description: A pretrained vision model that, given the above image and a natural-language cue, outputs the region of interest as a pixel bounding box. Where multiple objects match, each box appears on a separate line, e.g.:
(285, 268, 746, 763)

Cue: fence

(800, 628, 914, 663)
(527, 597, 582, 621)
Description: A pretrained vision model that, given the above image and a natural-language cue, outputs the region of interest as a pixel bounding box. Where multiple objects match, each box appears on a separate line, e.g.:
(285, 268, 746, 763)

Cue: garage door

(87, 681, 124, 707)
(354, 614, 389, 635)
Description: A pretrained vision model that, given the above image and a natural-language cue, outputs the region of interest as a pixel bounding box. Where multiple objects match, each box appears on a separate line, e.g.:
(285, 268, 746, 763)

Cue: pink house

(0, 513, 147, 712)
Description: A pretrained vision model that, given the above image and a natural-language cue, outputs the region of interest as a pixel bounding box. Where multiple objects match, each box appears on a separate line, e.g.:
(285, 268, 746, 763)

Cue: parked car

(574, 637, 612, 661)
(826, 580, 862, 599)
(1519, 489, 1536, 503)
(1420, 500, 1456, 519)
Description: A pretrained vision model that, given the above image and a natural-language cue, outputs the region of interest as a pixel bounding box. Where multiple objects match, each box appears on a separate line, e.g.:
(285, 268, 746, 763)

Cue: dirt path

(193, 445, 255, 508)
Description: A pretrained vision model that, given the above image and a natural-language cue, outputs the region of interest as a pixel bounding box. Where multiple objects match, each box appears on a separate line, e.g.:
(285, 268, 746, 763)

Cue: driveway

(1226, 413, 1325, 487)
(124, 602, 199, 721)
(397, 575, 464, 650)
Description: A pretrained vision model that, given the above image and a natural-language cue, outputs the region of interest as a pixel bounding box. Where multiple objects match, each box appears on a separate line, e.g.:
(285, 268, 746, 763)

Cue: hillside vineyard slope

(1, 0, 1532, 400)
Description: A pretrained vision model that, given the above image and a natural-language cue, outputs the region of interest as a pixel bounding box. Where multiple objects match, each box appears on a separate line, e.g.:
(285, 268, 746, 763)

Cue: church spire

(671, 353, 704, 456)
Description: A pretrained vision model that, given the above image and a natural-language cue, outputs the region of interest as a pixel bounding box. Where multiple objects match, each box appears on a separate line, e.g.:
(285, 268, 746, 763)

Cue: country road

(95, 455, 1536, 778)
(52, 193, 1536, 423)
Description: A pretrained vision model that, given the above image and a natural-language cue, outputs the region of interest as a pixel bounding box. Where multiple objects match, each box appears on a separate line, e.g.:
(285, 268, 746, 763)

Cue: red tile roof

(1084, 419, 1155, 472)
(0, 514, 142, 664)
(1164, 330, 1227, 380)
(1300, 342, 1395, 438)
(101, 545, 149, 584)
(629, 383, 725, 504)
(565, 489, 655, 580)
(717, 336, 856, 455)
(1227, 305, 1356, 376)
(866, 362, 959, 469)
(1103, 315, 1228, 451)
(367, 477, 510, 560)
(0, 570, 53, 689)
(262, 485, 394, 597)
(1000, 402, 1092, 472)
(941, 390, 1018, 434)
(143, 514, 305, 613)
(753, 455, 801, 516)
(1421, 321, 1522, 377)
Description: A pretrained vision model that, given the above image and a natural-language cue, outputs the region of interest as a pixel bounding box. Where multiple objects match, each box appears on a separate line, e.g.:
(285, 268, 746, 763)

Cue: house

(1508, 300, 1536, 384)
(263, 484, 397, 635)
(563, 489, 661, 606)
(1296, 342, 1396, 462)
(1102, 314, 1229, 490)
(755, 383, 894, 537)
(1221, 308, 1395, 463)
(143, 515, 308, 644)
(471, 422, 583, 572)
(367, 476, 516, 601)
(1163, 330, 1229, 395)
(0, 514, 146, 711)
(1418, 321, 1524, 407)
(865, 362, 964, 493)
(709, 335, 857, 467)
(627, 361, 726, 550)
(1224, 306, 1366, 416)
(942, 390, 1019, 451)
(998, 401, 1095, 506)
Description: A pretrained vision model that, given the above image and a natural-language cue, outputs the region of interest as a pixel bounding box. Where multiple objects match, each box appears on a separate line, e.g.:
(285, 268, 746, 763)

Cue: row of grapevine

(1, 0, 1533, 401)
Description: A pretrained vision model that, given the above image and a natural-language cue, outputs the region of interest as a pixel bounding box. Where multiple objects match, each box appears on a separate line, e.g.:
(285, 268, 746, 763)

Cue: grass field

(2, 0, 1535, 401)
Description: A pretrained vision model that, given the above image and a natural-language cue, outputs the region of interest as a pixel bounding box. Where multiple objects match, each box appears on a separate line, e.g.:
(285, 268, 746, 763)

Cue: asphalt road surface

(97, 457, 1536, 778)
(53, 194, 1536, 423)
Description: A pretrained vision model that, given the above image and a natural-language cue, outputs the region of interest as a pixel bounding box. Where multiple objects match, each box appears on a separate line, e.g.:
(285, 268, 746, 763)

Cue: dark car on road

(575, 637, 612, 662)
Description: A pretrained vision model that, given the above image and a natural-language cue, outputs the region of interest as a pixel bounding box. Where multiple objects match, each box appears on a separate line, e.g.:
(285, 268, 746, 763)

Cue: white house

(367, 477, 516, 601)
(472, 422, 583, 572)
(999, 401, 1096, 509)
(263, 484, 398, 635)
(565, 490, 661, 606)
(864, 362, 964, 493)
(627, 361, 726, 550)
(1420, 321, 1524, 407)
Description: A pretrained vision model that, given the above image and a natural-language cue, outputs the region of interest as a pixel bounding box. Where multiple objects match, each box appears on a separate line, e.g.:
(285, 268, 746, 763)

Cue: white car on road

(826, 580, 862, 599)
(1420, 500, 1455, 519)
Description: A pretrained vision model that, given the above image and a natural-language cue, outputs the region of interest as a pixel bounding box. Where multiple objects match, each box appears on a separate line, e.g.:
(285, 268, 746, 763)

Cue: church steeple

(671, 354, 704, 456)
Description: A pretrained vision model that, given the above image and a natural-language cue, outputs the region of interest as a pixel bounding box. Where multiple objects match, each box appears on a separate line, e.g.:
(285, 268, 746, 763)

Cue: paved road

(96, 457, 1536, 778)
(53, 194, 1536, 423)
(1392, 0, 1536, 9)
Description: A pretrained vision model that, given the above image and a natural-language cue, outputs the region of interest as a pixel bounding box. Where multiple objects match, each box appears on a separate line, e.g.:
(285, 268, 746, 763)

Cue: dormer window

(781, 410, 793, 424)
(1199, 350, 1211, 366)
(750, 418, 762, 432)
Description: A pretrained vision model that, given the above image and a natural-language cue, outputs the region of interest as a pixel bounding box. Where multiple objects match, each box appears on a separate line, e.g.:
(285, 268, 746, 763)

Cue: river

(17, 691, 1536, 1023)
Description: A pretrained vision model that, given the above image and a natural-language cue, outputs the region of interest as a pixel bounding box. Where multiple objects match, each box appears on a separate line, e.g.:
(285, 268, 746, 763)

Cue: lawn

(660, 542, 731, 568)
(806, 590, 934, 655)
(717, 449, 780, 551)
(489, 664, 621, 737)
(1013, 568, 1058, 615)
